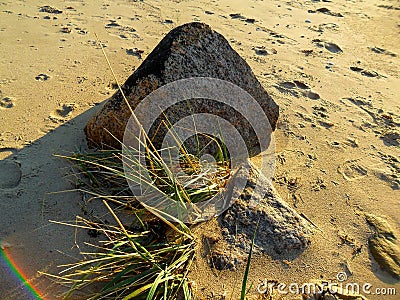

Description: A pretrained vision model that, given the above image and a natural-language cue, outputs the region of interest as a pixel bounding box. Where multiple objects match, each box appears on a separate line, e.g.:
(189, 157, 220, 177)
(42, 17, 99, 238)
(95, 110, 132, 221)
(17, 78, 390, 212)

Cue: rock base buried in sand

(202, 163, 314, 270)
(221, 164, 313, 257)
(84, 22, 279, 154)
(366, 213, 400, 279)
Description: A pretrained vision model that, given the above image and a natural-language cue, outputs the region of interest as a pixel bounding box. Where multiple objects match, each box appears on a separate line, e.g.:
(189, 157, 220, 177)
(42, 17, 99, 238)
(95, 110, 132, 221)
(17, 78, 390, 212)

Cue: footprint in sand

(275, 80, 320, 100)
(39, 5, 62, 14)
(126, 48, 144, 59)
(105, 20, 138, 40)
(350, 66, 379, 78)
(338, 159, 368, 181)
(338, 156, 398, 187)
(229, 13, 256, 24)
(308, 7, 344, 17)
(0, 96, 15, 109)
(0, 149, 21, 189)
(49, 103, 77, 121)
(369, 47, 397, 57)
(312, 39, 342, 53)
(381, 131, 400, 147)
(308, 23, 339, 33)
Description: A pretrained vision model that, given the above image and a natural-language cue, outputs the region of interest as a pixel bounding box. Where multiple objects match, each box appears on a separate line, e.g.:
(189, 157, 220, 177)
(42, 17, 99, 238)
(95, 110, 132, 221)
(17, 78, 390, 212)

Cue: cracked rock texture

(220, 164, 314, 259)
(85, 22, 279, 153)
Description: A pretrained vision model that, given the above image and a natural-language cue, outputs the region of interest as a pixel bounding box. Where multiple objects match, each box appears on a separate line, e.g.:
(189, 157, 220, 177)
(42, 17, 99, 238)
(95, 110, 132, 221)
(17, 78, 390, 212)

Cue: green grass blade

(240, 217, 260, 300)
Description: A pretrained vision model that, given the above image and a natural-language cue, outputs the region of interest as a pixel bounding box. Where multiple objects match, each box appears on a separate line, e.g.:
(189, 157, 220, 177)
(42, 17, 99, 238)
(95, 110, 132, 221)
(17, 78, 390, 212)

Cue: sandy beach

(0, 0, 399, 299)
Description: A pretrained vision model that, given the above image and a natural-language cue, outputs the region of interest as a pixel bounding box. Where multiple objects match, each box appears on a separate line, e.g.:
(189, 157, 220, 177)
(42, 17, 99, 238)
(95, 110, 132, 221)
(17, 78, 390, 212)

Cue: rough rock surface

(366, 213, 400, 279)
(85, 22, 279, 153)
(219, 164, 314, 259)
(198, 163, 313, 271)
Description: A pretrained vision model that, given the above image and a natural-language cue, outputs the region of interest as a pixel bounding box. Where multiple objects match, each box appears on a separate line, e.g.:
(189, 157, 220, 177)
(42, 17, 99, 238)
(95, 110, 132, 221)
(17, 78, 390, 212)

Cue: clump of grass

(137, 133, 231, 205)
(48, 133, 230, 299)
(46, 199, 195, 300)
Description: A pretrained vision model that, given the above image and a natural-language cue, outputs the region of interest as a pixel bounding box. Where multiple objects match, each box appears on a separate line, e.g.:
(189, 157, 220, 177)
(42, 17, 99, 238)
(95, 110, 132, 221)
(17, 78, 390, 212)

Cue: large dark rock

(85, 22, 279, 153)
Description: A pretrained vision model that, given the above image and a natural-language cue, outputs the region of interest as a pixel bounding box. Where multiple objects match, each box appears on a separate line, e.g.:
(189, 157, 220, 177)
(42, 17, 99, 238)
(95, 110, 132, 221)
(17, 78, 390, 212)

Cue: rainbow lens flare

(1, 241, 45, 300)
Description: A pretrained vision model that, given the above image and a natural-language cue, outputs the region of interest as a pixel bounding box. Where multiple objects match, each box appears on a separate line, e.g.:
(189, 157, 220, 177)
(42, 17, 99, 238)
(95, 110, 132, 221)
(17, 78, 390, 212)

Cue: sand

(0, 0, 399, 299)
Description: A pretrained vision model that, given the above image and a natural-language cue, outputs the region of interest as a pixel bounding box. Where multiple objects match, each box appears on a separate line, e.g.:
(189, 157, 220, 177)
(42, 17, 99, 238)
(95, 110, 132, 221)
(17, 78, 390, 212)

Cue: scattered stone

(365, 213, 400, 279)
(280, 81, 296, 89)
(85, 22, 279, 151)
(301, 49, 314, 56)
(229, 13, 255, 24)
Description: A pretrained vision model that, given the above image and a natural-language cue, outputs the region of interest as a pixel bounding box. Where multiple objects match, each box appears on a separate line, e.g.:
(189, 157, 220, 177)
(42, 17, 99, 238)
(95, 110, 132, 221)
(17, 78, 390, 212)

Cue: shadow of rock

(0, 105, 103, 299)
